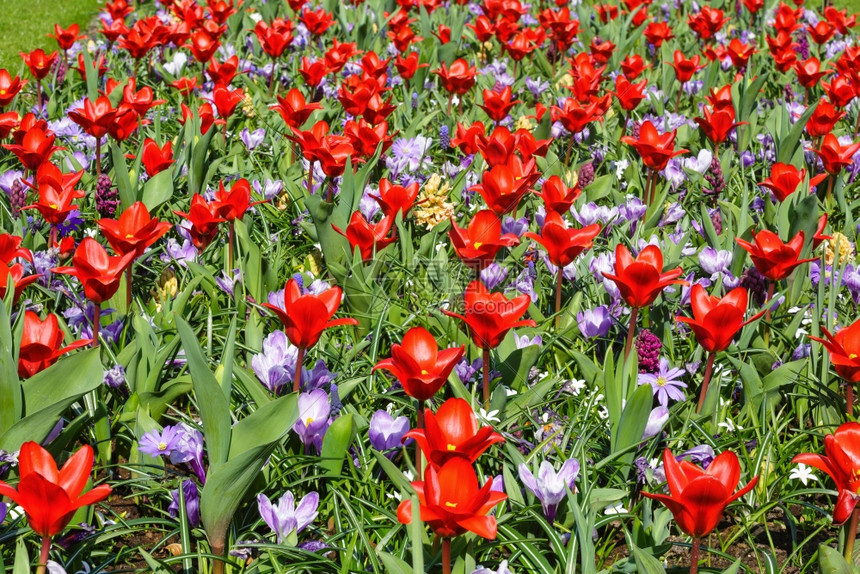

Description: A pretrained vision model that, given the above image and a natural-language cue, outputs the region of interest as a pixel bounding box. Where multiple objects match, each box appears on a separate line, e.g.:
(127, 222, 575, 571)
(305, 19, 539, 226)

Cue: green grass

(835, 0, 860, 13)
(0, 0, 100, 72)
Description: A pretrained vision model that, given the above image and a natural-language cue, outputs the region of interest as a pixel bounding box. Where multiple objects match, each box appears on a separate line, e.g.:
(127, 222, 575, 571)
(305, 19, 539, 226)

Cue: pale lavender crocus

(518, 459, 580, 523)
(257, 490, 320, 544)
(472, 560, 514, 574)
(368, 410, 410, 451)
(698, 247, 732, 279)
(294, 390, 331, 453)
(139, 425, 185, 457)
(168, 480, 201, 527)
(480, 262, 508, 290)
(252, 330, 299, 394)
(641, 406, 669, 440)
(576, 306, 612, 339)
(241, 128, 266, 150)
(638, 358, 688, 406)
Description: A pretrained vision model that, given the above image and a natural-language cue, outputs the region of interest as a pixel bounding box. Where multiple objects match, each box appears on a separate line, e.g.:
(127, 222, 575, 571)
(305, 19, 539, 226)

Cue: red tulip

(523, 211, 601, 268)
(140, 138, 175, 177)
(670, 51, 703, 84)
(758, 162, 812, 202)
(0, 233, 31, 263)
(3, 126, 64, 171)
(794, 57, 830, 89)
(533, 175, 581, 214)
(822, 76, 857, 108)
(643, 448, 758, 538)
(449, 210, 519, 271)
(687, 6, 728, 40)
(53, 238, 135, 304)
(478, 86, 520, 123)
(643, 21, 674, 47)
(694, 107, 745, 147)
(210, 85, 244, 122)
(792, 422, 860, 524)
(808, 21, 836, 45)
(206, 55, 240, 85)
(301, 7, 334, 36)
(443, 280, 536, 350)
(434, 59, 477, 96)
(370, 178, 419, 218)
(397, 456, 506, 539)
(97, 201, 171, 258)
(122, 78, 166, 116)
(373, 327, 465, 401)
(825, 6, 857, 35)
(810, 134, 860, 175)
(263, 278, 358, 350)
(620, 121, 687, 171)
(0, 70, 26, 107)
(470, 156, 538, 215)
(807, 99, 845, 137)
(173, 194, 226, 250)
(0, 260, 38, 302)
(20, 49, 58, 81)
(171, 76, 199, 97)
(676, 285, 764, 353)
(18, 311, 91, 378)
(602, 244, 686, 309)
(49, 23, 82, 51)
(404, 398, 504, 466)
(612, 75, 648, 112)
(332, 212, 397, 261)
(299, 57, 329, 89)
(344, 118, 395, 158)
(68, 96, 117, 139)
(100, 18, 130, 43)
(212, 178, 261, 222)
(726, 39, 757, 69)
(188, 30, 220, 63)
(270, 88, 322, 129)
(550, 97, 606, 136)
(0, 442, 112, 538)
(255, 18, 294, 58)
(736, 230, 814, 282)
(394, 52, 428, 80)
(22, 163, 85, 225)
(810, 319, 860, 384)
(620, 54, 649, 80)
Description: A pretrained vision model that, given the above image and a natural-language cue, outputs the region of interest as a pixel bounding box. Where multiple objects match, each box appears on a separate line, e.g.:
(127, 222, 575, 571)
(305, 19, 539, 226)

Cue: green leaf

(611, 384, 653, 478)
(140, 169, 174, 210)
(138, 548, 174, 574)
(320, 413, 356, 476)
(629, 541, 666, 574)
(0, 297, 20, 435)
(12, 539, 28, 574)
(722, 558, 742, 574)
(777, 104, 817, 164)
(175, 315, 232, 467)
(200, 445, 276, 558)
(818, 544, 854, 574)
(379, 552, 413, 574)
(372, 450, 415, 494)
(228, 393, 298, 459)
(111, 142, 135, 209)
(0, 348, 103, 452)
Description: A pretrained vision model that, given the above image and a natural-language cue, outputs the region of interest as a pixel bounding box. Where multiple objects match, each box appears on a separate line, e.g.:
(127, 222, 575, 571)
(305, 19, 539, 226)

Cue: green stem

(483, 348, 491, 409)
(846, 507, 859, 563)
(689, 537, 701, 574)
(35, 536, 51, 574)
(555, 267, 563, 328)
(624, 307, 639, 360)
(696, 352, 716, 414)
(92, 302, 100, 348)
(293, 347, 306, 393)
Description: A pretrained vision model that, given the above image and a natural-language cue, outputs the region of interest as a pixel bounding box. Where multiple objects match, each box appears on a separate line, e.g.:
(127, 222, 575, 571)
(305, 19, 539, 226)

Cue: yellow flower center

(126, 233, 134, 238)
(656, 376, 667, 387)
(158, 441, 167, 451)
(49, 203, 58, 209)
(447, 444, 456, 451)
(306, 418, 314, 425)
(473, 242, 483, 249)
(421, 369, 429, 375)
(445, 501, 458, 508)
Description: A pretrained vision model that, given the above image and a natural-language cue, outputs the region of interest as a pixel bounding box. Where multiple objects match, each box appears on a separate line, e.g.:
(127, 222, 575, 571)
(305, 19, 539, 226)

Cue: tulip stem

(92, 302, 100, 348)
(696, 352, 716, 414)
(848, 383, 854, 417)
(293, 347, 306, 393)
(95, 138, 102, 178)
(126, 266, 133, 310)
(36, 536, 51, 574)
(624, 307, 638, 360)
(555, 267, 563, 328)
(228, 221, 235, 275)
(416, 401, 424, 477)
(827, 175, 835, 204)
(308, 160, 315, 196)
(847, 508, 860, 562)
(483, 348, 491, 408)
(764, 282, 774, 347)
(441, 537, 451, 574)
(689, 537, 701, 574)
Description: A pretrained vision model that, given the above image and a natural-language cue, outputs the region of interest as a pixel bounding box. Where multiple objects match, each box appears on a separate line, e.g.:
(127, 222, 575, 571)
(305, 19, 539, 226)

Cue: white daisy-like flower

(478, 408, 501, 424)
(604, 502, 628, 516)
(789, 463, 817, 486)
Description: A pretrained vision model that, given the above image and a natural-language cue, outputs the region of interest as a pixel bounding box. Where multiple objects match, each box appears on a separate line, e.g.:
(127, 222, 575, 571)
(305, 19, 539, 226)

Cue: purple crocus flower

(472, 561, 514, 574)
(253, 178, 283, 200)
(368, 410, 410, 451)
(168, 480, 201, 527)
(518, 459, 580, 523)
(699, 247, 732, 278)
(303, 360, 337, 392)
(514, 333, 542, 348)
(170, 424, 207, 484)
(139, 425, 185, 457)
(0, 502, 5, 524)
(641, 406, 669, 440)
(241, 128, 266, 150)
(576, 306, 612, 339)
(252, 331, 299, 394)
(501, 216, 529, 237)
(215, 269, 241, 297)
(638, 358, 688, 406)
(258, 490, 319, 544)
(480, 263, 508, 290)
(0, 169, 23, 194)
(294, 390, 331, 453)
(103, 364, 126, 388)
(455, 357, 482, 384)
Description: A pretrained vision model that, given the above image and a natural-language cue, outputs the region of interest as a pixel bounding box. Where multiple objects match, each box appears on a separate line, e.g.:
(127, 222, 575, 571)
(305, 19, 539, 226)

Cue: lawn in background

(0, 0, 100, 71)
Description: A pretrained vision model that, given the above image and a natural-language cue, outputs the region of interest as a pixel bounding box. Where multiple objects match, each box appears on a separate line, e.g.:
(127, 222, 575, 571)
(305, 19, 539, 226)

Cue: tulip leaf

(496, 524, 554, 574)
(372, 450, 415, 494)
(138, 548, 174, 574)
(12, 538, 28, 574)
(776, 103, 817, 164)
(200, 444, 275, 558)
(228, 392, 298, 459)
(497, 341, 540, 391)
(0, 348, 103, 452)
(818, 544, 854, 574)
(140, 169, 174, 211)
(629, 541, 666, 574)
(611, 384, 653, 477)
(175, 315, 232, 467)
(111, 142, 136, 210)
(721, 558, 742, 574)
(0, 297, 20, 435)
(378, 551, 413, 574)
(320, 413, 356, 476)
